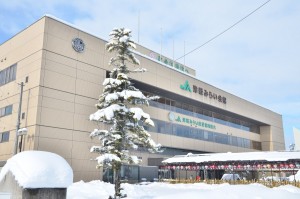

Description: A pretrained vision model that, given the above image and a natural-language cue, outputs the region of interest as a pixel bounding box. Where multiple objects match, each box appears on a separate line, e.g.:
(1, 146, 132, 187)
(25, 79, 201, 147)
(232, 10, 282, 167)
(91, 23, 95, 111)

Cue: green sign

(149, 52, 190, 74)
(180, 80, 227, 104)
(180, 80, 192, 92)
(169, 112, 216, 130)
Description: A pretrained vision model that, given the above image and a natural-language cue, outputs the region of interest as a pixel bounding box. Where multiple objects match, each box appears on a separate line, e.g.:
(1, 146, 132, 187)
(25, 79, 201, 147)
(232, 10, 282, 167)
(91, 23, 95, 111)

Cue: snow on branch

(130, 68, 147, 73)
(96, 154, 121, 165)
(119, 90, 146, 100)
(90, 129, 109, 138)
(89, 104, 127, 121)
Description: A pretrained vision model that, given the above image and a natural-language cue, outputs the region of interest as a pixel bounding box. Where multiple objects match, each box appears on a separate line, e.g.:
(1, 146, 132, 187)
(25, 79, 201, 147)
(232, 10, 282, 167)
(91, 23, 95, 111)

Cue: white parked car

(221, 174, 241, 181)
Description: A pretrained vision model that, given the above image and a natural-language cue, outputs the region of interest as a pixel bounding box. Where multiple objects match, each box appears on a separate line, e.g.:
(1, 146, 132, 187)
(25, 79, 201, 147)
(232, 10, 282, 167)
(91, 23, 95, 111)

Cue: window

(0, 108, 4, 116)
(0, 105, 13, 117)
(106, 70, 110, 78)
(5, 105, 12, 115)
(0, 131, 10, 143)
(251, 141, 262, 150)
(0, 64, 17, 86)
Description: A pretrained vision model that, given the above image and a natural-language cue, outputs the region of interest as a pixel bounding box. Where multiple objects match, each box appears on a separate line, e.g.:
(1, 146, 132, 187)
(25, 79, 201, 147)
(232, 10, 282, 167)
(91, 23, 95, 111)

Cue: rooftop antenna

(138, 10, 140, 43)
(184, 40, 186, 66)
(172, 39, 175, 67)
(160, 27, 163, 61)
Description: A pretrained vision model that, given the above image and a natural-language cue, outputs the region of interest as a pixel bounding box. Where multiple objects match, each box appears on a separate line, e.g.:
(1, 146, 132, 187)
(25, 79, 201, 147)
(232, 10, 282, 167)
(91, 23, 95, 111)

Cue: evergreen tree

(90, 28, 161, 199)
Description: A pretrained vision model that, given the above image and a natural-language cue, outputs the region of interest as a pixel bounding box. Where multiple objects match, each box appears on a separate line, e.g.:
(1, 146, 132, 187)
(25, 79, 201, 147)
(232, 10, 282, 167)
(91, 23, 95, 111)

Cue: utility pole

(13, 82, 24, 155)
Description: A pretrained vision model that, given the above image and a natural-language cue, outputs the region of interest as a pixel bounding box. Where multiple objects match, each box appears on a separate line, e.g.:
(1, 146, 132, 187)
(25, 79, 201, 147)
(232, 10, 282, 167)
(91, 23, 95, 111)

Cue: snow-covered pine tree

(89, 28, 161, 199)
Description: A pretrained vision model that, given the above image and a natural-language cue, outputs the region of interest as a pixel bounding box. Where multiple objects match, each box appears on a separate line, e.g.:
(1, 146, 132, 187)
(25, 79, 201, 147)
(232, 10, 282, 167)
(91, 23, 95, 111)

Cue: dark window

(251, 141, 262, 150)
(0, 131, 10, 143)
(0, 64, 17, 86)
(106, 71, 110, 78)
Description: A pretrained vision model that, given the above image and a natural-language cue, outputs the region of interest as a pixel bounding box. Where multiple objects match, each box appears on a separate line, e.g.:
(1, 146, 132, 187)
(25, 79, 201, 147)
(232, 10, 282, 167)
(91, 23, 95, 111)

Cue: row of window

(0, 64, 17, 86)
(0, 105, 13, 117)
(145, 119, 262, 150)
(0, 131, 9, 143)
(146, 95, 260, 134)
(0, 64, 16, 144)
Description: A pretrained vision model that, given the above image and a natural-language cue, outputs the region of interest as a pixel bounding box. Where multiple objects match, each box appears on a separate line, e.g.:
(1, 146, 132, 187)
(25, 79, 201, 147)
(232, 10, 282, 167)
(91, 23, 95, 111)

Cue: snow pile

(289, 170, 300, 181)
(67, 181, 300, 199)
(0, 151, 73, 188)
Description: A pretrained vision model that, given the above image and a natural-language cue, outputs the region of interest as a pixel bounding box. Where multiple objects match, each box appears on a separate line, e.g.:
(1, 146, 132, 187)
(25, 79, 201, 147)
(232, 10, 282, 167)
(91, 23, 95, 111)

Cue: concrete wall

(0, 172, 22, 198)
(22, 188, 66, 199)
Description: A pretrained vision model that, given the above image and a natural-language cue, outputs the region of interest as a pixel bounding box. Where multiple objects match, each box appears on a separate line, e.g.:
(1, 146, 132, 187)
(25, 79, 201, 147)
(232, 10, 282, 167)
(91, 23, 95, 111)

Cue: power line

(176, 0, 271, 61)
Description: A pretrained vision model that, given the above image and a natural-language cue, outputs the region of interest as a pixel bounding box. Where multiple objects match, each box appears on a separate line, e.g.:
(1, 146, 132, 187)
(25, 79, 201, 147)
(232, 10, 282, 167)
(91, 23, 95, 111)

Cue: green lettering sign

(170, 113, 216, 130)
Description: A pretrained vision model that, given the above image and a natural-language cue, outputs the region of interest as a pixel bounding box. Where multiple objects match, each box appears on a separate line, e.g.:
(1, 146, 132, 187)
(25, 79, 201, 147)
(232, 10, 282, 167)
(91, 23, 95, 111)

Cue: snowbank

(0, 151, 73, 188)
(67, 181, 300, 199)
(289, 170, 300, 181)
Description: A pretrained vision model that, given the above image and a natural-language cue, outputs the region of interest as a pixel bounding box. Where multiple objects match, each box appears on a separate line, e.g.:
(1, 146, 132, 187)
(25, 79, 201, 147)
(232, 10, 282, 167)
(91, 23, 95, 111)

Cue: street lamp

(18, 128, 28, 153)
(17, 128, 28, 153)
(18, 128, 28, 136)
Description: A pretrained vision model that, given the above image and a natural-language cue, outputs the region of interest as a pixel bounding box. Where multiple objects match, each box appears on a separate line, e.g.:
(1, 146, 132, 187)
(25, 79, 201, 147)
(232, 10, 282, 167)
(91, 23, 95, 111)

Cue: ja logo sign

(180, 80, 191, 92)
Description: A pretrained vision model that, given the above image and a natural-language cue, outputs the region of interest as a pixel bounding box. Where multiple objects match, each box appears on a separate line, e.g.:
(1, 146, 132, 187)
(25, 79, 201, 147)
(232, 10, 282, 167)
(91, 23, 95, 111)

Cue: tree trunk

(114, 168, 121, 199)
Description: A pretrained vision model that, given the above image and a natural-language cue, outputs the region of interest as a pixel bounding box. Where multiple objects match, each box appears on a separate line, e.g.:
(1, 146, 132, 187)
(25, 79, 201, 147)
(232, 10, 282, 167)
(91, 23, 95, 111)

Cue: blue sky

(0, 0, 299, 149)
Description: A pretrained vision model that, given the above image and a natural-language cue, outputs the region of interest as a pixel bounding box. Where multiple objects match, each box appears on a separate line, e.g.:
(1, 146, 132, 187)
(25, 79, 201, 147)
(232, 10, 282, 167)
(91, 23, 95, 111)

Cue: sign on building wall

(149, 52, 190, 75)
(169, 112, 216, 130)
(180, 80, 227, 104)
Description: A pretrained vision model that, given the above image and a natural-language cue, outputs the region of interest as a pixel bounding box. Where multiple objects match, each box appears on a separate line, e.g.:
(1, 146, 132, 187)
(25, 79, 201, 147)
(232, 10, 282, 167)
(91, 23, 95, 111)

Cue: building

(0, 15, 285, 182)
(293, 127, 300, 151)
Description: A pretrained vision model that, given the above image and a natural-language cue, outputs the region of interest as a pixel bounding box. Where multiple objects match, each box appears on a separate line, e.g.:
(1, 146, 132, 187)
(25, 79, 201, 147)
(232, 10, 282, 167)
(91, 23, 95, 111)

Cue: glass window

(232, 136, 238, 146)
(5, 105, 12, 115)
(0, 108, 5, 117)
(165, 99, 171, 110)
(244, 139, 250, 148)
(195, 129, 204, 140)
(173, 101, 181, 109)
(5, 67, 10, 84)
(207, 131, 214, 141)
(0, 64, 17, 86)
(0, 131, 9, 143)
(157, 121, 165, 133)
(204, 131, 208, 140)
(164, 122, 171, 134)
(9, 65, 14, 81)
(0, 70, 4, 85)
(2, 132, 9, 142)
(237, 137, 244, 147)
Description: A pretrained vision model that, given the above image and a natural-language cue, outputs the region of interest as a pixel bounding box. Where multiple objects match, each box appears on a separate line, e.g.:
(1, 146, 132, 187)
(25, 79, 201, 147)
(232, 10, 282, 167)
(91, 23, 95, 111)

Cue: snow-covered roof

(162, 151, 300, 164)
(0, 151, 73, 188)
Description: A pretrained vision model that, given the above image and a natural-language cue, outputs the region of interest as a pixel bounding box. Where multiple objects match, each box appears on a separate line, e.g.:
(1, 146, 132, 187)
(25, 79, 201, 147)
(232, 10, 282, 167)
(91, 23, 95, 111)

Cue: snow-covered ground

(67, 181, 300, 199)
